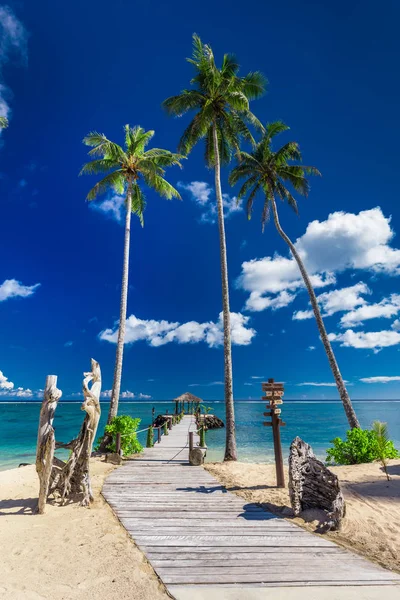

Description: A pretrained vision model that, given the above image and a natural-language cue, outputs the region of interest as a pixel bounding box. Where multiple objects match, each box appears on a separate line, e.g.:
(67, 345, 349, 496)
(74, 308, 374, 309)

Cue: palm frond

(85, 170, 125, 201)
(0, 116, 8, 129)
(241, 71, 268, 100)
(130, 183, 146, 226)
(162, 90, 204, 117)
(79, 159, 120, 176)
(265, 121, 290, 141)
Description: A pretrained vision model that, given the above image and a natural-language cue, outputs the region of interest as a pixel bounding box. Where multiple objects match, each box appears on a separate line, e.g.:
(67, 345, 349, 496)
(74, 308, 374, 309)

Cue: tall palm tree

(229, 121, 360, 429)
(163, 34, 266, 461)
(0, 116, 8, 128)
(81, 125, 183, 432)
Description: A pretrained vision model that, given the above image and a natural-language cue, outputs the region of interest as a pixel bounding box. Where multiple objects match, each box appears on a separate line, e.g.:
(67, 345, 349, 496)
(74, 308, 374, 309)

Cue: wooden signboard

(262, 378, 285, 488)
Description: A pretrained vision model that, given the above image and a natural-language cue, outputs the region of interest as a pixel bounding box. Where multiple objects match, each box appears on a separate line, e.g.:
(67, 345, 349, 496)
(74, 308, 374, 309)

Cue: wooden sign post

(262, 378, 286, 488)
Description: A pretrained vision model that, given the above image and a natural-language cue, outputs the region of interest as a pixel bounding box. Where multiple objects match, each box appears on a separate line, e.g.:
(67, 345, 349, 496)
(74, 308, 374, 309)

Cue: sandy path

(205, 459, 400, 574)
(0, 459, 169, 600)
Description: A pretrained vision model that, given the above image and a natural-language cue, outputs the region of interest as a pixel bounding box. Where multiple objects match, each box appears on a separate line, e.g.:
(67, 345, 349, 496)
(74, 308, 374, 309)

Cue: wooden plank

(102, 414, 400, 592)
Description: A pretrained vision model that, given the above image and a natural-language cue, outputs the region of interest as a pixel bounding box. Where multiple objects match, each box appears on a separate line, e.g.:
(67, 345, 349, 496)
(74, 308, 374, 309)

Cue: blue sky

(1, 0, 400, 401)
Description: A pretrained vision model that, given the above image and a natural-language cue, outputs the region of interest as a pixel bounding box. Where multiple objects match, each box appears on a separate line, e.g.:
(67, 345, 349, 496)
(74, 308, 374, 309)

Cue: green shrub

(326, 427, 399, 465)
(163, 421, 168, 435)
(96, 415, 143, 456)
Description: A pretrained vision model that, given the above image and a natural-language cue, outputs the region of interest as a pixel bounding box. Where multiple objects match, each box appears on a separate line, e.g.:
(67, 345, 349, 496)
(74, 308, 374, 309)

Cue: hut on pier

(173, 392, 202, 415)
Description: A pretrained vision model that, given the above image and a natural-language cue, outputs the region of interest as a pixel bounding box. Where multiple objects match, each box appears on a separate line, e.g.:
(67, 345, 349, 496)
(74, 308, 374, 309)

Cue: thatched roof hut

(173, 392, 202, 415)
(173, 392, 203, 404)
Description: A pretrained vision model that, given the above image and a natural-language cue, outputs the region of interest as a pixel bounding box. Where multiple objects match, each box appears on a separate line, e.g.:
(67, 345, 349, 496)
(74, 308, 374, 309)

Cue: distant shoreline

(0, 399, 399, 404)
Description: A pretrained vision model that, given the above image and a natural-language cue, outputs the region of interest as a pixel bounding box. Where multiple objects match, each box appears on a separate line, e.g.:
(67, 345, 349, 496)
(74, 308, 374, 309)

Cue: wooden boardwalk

(102, 416, 400, 596)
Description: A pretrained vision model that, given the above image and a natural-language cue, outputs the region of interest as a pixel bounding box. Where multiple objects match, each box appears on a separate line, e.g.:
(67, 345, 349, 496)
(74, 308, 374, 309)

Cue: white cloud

(251, 376, 264, 379)
(360, 376, 400, 384)
(293, 309, 313, 321)
(297, 382, 338, 387)
(100, 311, 256, 348)
(0, 368, 33, 397)
(329, 329, 400, 353)
(318, 283, 371, 316)
(339, 294, 400, 328)
(307, 346, 316, 351)
(100, 389, 151, 399)
(238, 208, 400, 312)
(0, 6, 27, 124)
(178, 180, 242, 224)
(392, 319, 400, 331)
(90, 193, 125, 222)
(0, 279, 40, 301)
(0, 370, 14, 390)
(64, 341, 73, 347)
(177, 181, 211, 205)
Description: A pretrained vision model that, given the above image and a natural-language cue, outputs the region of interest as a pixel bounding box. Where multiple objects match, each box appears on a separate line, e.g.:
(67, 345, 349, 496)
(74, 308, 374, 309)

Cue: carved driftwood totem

(36, 375, 62, 514)
(288, 436, 345, 531)
(51, 359, 101, 506)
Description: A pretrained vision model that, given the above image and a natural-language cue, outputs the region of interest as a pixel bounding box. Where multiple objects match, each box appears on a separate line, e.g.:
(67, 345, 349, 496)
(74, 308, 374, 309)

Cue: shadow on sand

(0, 497, 37, 515)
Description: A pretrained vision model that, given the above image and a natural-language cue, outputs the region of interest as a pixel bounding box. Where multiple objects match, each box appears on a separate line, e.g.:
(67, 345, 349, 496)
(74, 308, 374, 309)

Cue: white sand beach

(205, 459, 400, 574)
(0, 459, 169, 600)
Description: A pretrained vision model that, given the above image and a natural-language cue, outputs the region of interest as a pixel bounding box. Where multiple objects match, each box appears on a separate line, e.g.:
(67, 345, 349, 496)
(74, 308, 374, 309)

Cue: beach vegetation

(372, 420, 397, 480)
(163, 34, 266, 461)
(229, 121, 360, 430)
(81, 126, 183, 440)
(96, 414, 143, 456)
(326, 425, 399, 466)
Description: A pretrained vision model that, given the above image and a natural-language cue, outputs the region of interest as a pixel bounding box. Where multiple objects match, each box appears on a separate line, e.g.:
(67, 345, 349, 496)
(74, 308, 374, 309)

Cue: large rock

(288, 436, 345, 532)
(153, 415, 169, 428)
(202, 415, 224, 429)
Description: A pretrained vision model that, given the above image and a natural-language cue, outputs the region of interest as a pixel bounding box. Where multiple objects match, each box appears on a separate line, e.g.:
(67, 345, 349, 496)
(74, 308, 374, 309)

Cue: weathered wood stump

(189, 447, 206, 466)
(50, 359, 101, 506)
(35, 359, 102, 511)
(36, 375, 62, 514)
(288, 437, 345, 531)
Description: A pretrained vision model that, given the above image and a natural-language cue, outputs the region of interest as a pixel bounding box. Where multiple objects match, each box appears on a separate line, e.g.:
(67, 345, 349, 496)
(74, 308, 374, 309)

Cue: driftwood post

(36, 375, 62, 514)
(50, 359, 102, 506)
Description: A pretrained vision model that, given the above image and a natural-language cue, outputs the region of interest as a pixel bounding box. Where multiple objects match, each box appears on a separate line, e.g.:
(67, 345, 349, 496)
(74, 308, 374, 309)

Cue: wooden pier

(102, 415, 400, 598)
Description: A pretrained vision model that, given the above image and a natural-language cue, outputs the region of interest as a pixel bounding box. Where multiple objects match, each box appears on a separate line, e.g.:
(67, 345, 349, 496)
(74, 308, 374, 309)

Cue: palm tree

(163, 34, 266, 461)
(229, 121, 360, 429)
(81, 125, 183, 432)
(0, 116, 8, 128)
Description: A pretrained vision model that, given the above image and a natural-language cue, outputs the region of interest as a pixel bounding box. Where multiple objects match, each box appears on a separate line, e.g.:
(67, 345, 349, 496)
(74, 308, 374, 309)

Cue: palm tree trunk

(270, 197, 360, 429)
(212, 124, 237, 461)
(108, 184, 133, 424)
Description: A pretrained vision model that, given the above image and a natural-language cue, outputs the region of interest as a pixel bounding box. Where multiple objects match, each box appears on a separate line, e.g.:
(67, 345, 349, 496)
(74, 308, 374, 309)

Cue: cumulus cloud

(0, 6, 27, 124)
(0, 279, 40, 302)
(392, 319, 400, 331)
(238, 208, 400, 312)
(99, 311, 256, 348)
(0, 370, 14, 390)
(339, 294, 400, 328)
(101, 389, 151, 399)
(329, 329, 400, 353)
(360, 376, 400, 384)
(293, 283, 371, 321)
(178, 180, 242, 224)
(90, 194, 125, 222)
(297, 382, 338, 387)
(0, 368, 33, 397)
(293, 309, 313, 321)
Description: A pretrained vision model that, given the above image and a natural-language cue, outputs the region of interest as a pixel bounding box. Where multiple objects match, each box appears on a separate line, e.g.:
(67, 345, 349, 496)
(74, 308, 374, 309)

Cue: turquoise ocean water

(0, 400, 399, 471)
